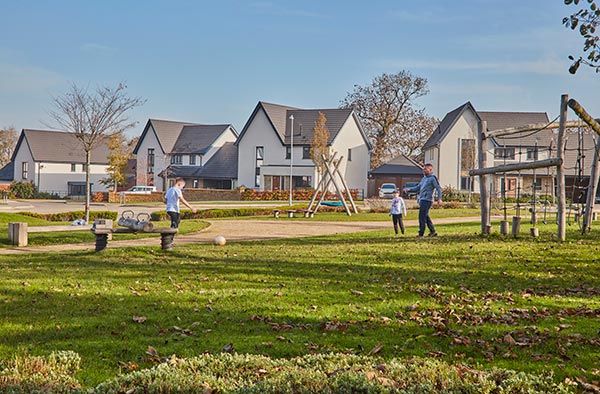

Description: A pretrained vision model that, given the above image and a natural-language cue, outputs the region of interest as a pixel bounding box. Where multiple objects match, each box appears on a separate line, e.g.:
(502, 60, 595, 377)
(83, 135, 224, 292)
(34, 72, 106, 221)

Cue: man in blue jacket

(404, 163, 443, 238)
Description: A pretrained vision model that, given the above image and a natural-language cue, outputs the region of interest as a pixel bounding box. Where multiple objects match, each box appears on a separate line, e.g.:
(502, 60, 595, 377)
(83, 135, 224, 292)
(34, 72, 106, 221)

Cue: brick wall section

(108, 189, 242, 203)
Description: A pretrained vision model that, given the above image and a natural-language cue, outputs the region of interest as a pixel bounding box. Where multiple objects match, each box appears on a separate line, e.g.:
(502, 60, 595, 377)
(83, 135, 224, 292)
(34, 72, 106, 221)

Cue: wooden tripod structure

(307, 152, 358, 216)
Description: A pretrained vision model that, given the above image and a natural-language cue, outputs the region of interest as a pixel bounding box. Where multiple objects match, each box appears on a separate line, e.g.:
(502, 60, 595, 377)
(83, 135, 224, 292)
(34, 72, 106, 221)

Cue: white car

(124, 186, 157, 194)
(378, 183, 397, 199)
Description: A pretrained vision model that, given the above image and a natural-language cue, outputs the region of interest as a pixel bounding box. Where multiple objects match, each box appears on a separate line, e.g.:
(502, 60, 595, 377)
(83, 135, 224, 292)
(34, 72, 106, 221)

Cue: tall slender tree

(310, 112, 330, 175)
(101, 132, 135, 191)
(48, 83, 144, 222)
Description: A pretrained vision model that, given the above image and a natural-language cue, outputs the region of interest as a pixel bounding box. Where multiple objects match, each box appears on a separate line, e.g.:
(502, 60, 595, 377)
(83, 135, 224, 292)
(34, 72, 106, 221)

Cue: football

(214, 235, 226, 246)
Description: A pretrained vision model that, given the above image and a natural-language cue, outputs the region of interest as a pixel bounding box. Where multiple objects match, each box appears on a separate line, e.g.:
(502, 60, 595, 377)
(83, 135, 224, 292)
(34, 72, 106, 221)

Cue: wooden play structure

(470, 94, 600, 240)
(306, 152, 358, 216)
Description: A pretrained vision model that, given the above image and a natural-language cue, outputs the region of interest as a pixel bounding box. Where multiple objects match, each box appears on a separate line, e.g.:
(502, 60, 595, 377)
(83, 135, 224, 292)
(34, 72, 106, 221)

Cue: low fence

(108, 188, 243, 203)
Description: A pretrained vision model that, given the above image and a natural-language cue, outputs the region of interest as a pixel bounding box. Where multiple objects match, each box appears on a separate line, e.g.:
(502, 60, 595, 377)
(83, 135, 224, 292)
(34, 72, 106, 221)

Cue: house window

(189, 155, 196, 165)
(21, 162, 28, 179)
(302, 146, 311, 159)
(171, 154, 183, 165)
(285, 147, 291, 160)
(81, 164, 87, 172)
(533, 178, 542, 191)
(193, 179, 199, 188)
(147, 148, 155, 174)
(255, 146, 264, 187)
(526, 147, 538, 160)
(294, 176, 312, 188)
(460, 176, 473, 191)
(70, 163, 76, 172)
(347, 148, 352, 161)
(494, 147, 515, 160)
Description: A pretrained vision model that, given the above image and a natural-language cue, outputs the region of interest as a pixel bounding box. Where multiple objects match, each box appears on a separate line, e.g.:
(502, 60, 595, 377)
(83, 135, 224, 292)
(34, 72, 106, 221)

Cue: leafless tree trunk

(47, 82, 144, 223)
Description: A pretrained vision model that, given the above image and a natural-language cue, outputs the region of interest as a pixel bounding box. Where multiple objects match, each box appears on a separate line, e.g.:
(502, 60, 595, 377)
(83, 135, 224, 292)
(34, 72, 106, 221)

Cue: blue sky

(1, 1, 598, 137)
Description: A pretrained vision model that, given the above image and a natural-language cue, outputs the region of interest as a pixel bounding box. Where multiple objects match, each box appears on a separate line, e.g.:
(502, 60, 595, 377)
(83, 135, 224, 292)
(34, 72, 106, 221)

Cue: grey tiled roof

(238, 102, 371, 149)
(197, 142, 238, 179)
(161, 143, 238, 180)
(171, 124, 234, 154)
(481, 111, 551, 147)
(370, 154, 423, 175)
(13, 129, 110, 164)
(284, 108, 354, 145)
(261, 102, 298, 142)
(133, 119, 200, 154)
(0, 161, 14, 181)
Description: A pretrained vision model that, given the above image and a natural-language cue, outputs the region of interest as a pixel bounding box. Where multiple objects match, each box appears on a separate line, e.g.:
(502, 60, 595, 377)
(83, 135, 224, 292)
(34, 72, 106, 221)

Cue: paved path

(0, 216, 482, 255)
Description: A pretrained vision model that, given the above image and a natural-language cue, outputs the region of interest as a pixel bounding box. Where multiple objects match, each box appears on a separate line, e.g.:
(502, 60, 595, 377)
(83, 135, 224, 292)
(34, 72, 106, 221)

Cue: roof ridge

(477, 110, 548, 115)
(150, 118, 201, 125)
(259, 101, 299, 110)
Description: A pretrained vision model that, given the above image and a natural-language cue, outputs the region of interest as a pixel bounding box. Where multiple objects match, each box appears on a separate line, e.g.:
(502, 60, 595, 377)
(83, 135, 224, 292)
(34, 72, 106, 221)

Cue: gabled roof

(11, 129, 110, 164)
(423, 102, 477, 150)
(171, 124, 236, 154)
(370, 154, 423, 175)
(284, 108, 354, 145)
(133, 119, 200, 154)
(0, 161, 14, 181)
(162, 142, 238, 180)
(237, 101, 372, 149)
(481, 111, 551, 147)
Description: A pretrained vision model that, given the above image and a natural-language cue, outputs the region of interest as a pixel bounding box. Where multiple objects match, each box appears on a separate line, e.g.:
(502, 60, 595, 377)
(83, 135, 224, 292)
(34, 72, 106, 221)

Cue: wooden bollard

(500, 220, 509, 235)
(530, 227, 539, 237)
(8, 222, 27, 246)
(511, 216, 521, 236)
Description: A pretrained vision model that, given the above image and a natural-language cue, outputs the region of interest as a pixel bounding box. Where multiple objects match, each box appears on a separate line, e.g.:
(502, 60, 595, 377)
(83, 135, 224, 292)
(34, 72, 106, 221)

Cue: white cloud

(379, 55, 567, 76)
(80, 43, 118, 56)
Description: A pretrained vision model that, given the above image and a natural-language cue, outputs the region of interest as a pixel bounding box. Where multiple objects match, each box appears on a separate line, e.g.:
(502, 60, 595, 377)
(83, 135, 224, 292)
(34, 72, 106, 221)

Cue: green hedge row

(0, 352, 573, 393)
(19, 210, 118, 222)
(150, 205, 346, 221)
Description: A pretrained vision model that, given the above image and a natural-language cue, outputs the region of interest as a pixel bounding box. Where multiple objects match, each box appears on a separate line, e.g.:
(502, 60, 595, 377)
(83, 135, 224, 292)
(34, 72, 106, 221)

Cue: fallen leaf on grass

(503, 333, 516, 345)
(350, 289, 364, 296)
(368, 343, 383, 355)
(132, 316, 147, 323)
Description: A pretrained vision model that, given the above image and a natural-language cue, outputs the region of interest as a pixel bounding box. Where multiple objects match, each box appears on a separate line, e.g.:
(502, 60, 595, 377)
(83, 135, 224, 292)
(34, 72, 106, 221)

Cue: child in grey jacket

(390, 190, 407, 235)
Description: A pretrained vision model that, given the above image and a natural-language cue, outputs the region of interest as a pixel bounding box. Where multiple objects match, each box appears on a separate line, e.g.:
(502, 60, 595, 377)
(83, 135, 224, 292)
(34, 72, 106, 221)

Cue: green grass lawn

(0, 221, 599, 388)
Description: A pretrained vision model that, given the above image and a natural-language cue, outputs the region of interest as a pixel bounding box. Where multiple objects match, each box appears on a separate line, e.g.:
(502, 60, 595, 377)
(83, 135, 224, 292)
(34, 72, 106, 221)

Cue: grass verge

(0, 221, 598, 390)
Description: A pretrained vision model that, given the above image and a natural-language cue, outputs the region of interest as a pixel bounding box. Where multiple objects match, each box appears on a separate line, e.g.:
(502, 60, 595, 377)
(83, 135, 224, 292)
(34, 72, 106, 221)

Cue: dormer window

(171, 154, 183, 165)
(190, 155, 196, 165)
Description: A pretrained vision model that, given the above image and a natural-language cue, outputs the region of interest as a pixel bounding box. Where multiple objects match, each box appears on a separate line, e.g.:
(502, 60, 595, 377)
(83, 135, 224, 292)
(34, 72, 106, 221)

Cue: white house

(133, 119, 238, 191)
(421, 102, 596, 199)
(10, 129, 111, 196)
(236, 101, 371, 194)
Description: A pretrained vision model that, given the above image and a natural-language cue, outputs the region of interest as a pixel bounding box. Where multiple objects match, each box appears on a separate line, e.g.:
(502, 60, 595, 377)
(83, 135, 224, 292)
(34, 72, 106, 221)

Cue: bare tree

(563, 0, 600, 73)
(340, 70, 431, 169)
(384, 107, 439, 163)
(48, 83, 144, 222)
(0, 126, 18, 168)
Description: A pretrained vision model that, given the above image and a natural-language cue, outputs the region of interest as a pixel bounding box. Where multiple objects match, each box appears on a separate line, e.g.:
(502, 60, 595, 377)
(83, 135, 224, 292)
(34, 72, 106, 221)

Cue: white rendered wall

(136, 124, 167, 190)
(330, 116, 369, 193)
(237, 108, 287, 189)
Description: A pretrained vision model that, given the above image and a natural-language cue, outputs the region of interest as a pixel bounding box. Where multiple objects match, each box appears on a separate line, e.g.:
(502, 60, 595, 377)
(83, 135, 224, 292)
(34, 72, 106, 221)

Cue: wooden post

(582, 137, 600, 233)
(321, 154, 352, 215)
(311, 154, 343, 214)
(500, 220, 509, 235)
(478, 120, 490, 234)
(8, 222, 28, 246)
(557, 94, 568, 241)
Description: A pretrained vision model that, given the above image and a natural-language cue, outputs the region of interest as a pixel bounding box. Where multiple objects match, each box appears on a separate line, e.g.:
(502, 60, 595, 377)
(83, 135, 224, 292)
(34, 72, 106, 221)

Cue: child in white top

(390, 190, 407, 235)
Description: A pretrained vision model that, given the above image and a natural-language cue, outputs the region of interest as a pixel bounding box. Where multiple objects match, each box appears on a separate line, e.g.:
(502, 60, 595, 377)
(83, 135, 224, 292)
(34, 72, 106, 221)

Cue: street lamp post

(289, 114, 294, 206)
